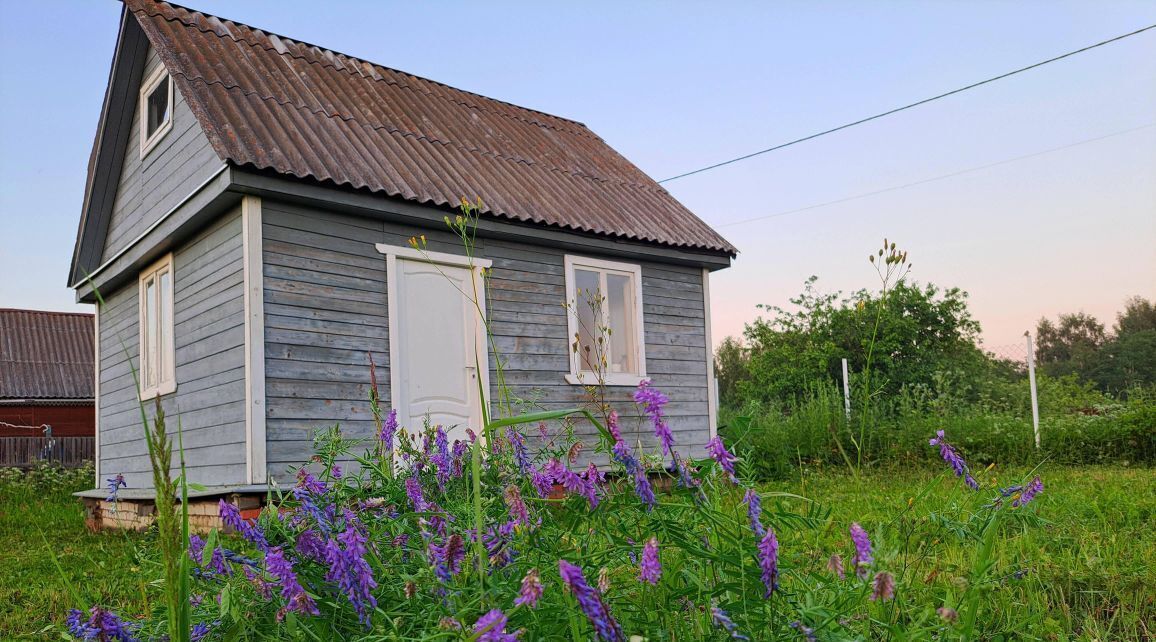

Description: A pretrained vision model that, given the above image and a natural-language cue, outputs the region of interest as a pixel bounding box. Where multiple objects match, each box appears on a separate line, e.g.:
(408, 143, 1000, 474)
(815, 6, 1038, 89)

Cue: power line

(712, 122, 1156, 229)
(658, 24, 1156, 183)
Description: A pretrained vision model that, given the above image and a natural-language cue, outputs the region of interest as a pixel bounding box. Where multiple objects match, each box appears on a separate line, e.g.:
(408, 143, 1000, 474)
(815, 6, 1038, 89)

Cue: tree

(713, 336, 750, 408)
(1114, 296, 1156, 336)
(736, 277, 986, 407)
(1035, 312, 1106, 378)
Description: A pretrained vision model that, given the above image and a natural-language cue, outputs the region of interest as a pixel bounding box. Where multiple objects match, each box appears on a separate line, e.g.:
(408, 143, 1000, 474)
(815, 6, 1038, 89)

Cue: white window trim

(139, 66, 174, 158)
(138, 253, 176, 398)
(563, 254, 647, 387)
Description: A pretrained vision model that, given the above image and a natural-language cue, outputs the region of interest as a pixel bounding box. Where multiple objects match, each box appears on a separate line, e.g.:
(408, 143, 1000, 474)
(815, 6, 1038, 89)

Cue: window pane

(147, 77, 170, 137)
(607, 273, 636, 374)
(145, 279, 157, 388)
(159, 269, 172, 383)
(574, 268, 601, 372)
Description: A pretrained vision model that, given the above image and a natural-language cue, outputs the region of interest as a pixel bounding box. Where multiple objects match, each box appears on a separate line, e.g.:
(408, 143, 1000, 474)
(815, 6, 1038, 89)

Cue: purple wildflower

(546, 458, 599, 509)
(531, 467, 554, 499)
(485, 521, 518, 569)
(827, 554, 845, 579)
(405, 474, 427, 512)
(105, 474, 126, 503)
(218, 500, 267, 551)
(473, 609, 521, 642)
(296, 469, 327, 495)
(710, 605, 750, 640)
(558, 560, 624, 642)
(67, 607, 136, 641)
(871, 571, 896, 601)
(706, 436, 739, 483)
(507, 428, 532, 473)
(325, 526, 378, 627)
(190, 623, 211, 642)
(503, 485, 529, 526)
(789, 621, 818, 641)
(639, 537, 661, 585)
(432, 425, 451, 491)
(757, 528, 779, 597)
(929, 430, 980, 490)
(266, 546, 319, 620)
(451, 440, 469, 478)
(244, 567, 273, 600)
(850, 523, 873, 578)
(1013, 476, 1044, 507)
(380, 409, 398, 452)
(209, 547, 231, 576)
(296, 528, 326, 562)
(514, 568, 543, 608)
(633, 467, 656, 511)
(743, 489, 766, 538)
(607, 410, 623, 443)
(634, 380, 674, 457)
(431, 533, 466, 581)
(188, 534, 206, 565)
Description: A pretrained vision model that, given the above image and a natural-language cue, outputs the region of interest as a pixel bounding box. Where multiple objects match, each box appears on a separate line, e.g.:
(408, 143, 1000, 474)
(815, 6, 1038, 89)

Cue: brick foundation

(80, 493, 264, 533)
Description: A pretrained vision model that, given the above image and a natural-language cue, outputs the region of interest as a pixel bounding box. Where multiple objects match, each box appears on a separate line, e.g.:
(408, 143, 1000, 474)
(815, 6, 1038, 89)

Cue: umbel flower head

(558, 560, 624, 642)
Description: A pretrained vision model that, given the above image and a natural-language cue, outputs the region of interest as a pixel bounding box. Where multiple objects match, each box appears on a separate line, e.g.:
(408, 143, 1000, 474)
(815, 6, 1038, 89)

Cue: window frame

(563, 254, 647, 387)
(138, 253, 176, 398)
(139, 66, 174, 158)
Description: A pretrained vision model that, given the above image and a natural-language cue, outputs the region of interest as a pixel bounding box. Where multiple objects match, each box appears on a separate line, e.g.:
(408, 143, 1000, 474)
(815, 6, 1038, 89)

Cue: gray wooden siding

(101, 46, 221, 261)
(97, 207, 247, 488)
(261, 201, 710, 478)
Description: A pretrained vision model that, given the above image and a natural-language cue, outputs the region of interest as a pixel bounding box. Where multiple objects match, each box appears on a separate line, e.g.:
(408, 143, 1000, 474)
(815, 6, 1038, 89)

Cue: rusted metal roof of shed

(0, 310, 94, 400)
(126, 0, 735, 256)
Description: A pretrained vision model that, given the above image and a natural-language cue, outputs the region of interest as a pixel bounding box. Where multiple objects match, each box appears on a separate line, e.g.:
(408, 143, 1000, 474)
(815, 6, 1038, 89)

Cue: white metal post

(841, 358, 852, 420)
(1025, 331, 1040, 449)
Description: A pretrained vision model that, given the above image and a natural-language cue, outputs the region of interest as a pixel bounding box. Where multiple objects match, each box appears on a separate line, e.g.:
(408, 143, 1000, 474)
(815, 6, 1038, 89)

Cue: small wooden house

(0, 309, 95, 467)
(70, 0, 735, 494)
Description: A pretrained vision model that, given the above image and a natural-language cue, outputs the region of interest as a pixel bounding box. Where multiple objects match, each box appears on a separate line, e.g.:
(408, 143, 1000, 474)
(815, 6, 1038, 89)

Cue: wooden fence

(0, 436, 95, 468)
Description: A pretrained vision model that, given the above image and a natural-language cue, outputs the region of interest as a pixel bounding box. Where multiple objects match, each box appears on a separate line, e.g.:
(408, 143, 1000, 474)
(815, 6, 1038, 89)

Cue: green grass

(0, 466, 150, 639)
(2, 464, 1153, 639)
(764, 464, 1156, 640)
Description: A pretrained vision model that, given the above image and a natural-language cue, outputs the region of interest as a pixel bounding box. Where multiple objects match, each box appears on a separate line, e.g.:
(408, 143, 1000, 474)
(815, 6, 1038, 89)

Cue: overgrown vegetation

(5, 463, 1152, 640)
(715, 240, 1156, 480)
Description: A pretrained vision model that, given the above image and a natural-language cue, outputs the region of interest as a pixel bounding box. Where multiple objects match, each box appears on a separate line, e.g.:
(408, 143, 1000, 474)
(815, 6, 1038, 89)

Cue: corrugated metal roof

(127, 0, 736, 256)
(0, 310, 95, 400)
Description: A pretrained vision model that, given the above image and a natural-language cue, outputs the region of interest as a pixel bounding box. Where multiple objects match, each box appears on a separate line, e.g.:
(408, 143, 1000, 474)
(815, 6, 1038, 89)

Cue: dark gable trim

(228, 168, 734, 271)
(69, 7, 151, 288)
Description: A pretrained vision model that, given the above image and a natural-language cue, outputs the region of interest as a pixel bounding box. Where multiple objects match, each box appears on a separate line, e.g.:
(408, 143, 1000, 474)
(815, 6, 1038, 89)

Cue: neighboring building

(0, 309, 95, 467)
(69, 0, 735, 493)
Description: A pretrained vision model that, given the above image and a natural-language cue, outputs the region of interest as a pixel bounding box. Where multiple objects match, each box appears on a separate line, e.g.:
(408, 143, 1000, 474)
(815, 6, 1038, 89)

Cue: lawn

(2, 464, 1152, 639)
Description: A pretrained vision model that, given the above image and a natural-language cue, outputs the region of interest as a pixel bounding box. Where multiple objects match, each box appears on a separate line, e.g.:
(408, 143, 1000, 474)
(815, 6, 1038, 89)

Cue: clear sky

(1, 1, 1153, 351)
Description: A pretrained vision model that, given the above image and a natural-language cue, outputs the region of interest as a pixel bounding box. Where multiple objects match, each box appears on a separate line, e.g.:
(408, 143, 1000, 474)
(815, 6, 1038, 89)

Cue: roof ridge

(178, 73, 672, 196)
(0, 308, 94, 317)
(134, 2, 596, 138)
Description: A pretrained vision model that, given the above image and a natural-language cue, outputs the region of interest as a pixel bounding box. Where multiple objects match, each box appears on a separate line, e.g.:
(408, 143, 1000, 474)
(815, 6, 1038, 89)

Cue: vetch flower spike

(639, 537, 661, 585)
(850, 522, 873, 578)
(558, 559, 624, 642)
(757, 528, 779, 597)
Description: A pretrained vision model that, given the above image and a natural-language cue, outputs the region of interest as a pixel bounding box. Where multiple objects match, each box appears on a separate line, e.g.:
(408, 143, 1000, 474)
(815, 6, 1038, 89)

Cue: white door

(392, 257, 485, 444)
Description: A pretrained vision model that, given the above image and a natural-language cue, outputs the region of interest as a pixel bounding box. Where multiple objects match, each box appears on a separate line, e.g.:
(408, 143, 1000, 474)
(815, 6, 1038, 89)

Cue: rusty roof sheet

(0, 309, 94, 400)
(126, 0, 736, 256)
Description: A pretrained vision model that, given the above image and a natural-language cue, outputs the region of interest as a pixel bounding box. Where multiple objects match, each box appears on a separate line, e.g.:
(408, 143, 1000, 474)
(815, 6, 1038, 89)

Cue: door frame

(375, 243, 492, 440)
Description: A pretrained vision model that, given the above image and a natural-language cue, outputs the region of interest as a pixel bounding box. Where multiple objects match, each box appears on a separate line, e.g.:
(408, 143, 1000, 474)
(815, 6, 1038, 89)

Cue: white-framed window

(139, 66, 173, 157)
(138, 254, 176, 398)
(563, 255, 647, 386)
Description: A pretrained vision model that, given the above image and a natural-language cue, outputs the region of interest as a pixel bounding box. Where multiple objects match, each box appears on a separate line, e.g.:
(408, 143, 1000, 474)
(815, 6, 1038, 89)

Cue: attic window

(564, 255, 647, 387)
(139, 67, 173, 156)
